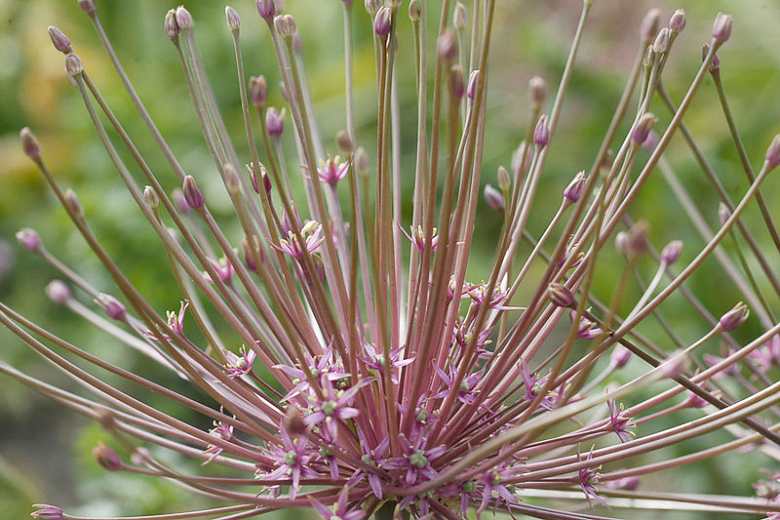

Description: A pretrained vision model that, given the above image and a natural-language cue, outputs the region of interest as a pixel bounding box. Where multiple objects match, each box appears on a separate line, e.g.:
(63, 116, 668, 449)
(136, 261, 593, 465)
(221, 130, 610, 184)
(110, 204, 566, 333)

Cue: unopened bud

(528, 75, 546, 107)
(483, 184, 504, 212)
(631, 113, 657, 146)
(266, 107, 285, 136)
(249, 76, 267, 107)
(467, 69, 479, 99)
(642, 130, 660, 151)
(93, 441, 122, 471)
(448, 65, 464, 99)
(563, 170, 586, 203)
(712, 13, 732, 44)
(652, 27, 671, 55)
(661, 240, 683, 265)
(31, 505, 64, 520)
(183, 175, 205, 209)
(533, 115, 550, 147)
(46, 280, 71, 305)
(225, 6, 241, 33)
(686, 391, 708, 409)
(615, 231, 629, 255)
(702, 43, 720, 72)
(283, 405, 307, 436)
(175, 6, 194, 32)
(143, 185, 159, 208)
(437, 29, 458, 62)
(78, 0, 96, 13)
(20, 127, 40, 160)
(718, 202, 731, 226)
(224, 164, 240, 195)
(669, 9, 686, 34)
(256, 0, 276, 19)
(48, 26, 72, 54)
(625, 221, 649, 259)
(274, 14, 296, 39)
(408, 0, 420, 21)
(611, 476, 641, 491)
(243, 235, 263, 272)
(97, 294, 127, 321)
(548, 283, 575, 308)
(640, 8, 661, 45)
(373, 7, 392, 37)
(365, 0, 382, 16)
(497, 166, 510, 191)
(719, 302, 749, 332)
(171, 188, 190, 214)
(453, 2, 467, 30)
(355, 147, 370, 177)
(610, 346, 632, 368)
(164, 9, 180, 40)
(65, 188, 83, 217)
(336, 130, 354, 155)
(65, 53, 83, 77)
(765, 135, 780, 169)
(16, 228, 41, 252)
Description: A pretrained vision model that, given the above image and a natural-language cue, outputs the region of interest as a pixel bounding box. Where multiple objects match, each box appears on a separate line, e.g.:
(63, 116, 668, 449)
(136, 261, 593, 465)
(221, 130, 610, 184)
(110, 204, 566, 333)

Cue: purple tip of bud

(626, 220, 649, 258)
(20, 127, 41, 160)
(449, 65, 465, 99)
(483, 184, 505, 213)
(631, 113, 657, 145)
(529, 75, 546, 107)
(467, 69, 480, 99)
(97, 294, 127, 321)
(65, 53, 84, 77)
(765, 135, 780, 169)
(373, 7, 392, 37)
(669, 9, 686, 33)
(93, 441, 122, 471)
(249, 76, 268, 107)
(242, 236, 263, 272)
(437, 29, 458, 62)
(78, 0, 96, 13)
(533, 115, 550, 147)
(225, 6, 241, 32)
(718, 202, 731, 226)
(612, 476, 641, 491)
(46, 280, 71, 305)
(16, 228, 41, 252)
(256, 0, 276, 19)
(171, 188, 190, 214)
(274, 14, 296, 39)
(266, 107, 285, 136)
(661, 240, 683, 265)
(365, 0, 382, 16)
(175, 6, 194, 31)
(719, 302, 749, 332)
(164, 9, 180, 40)
(641, 129, 660, 151)
(701, 43, 720, 72)
(183, 175, 205, 209)
(548, 282, 575, 308)
(563, 170, 587, 203)
(640, 8, 661, 44)
(610, 346, 632, 369)
(712, 13, 732, 44)
(48, 26, 72, 54)
(652, 27, 671, 54)
(31, 504, 64, 520)
(453, 2, 467, 30)
(686, 391, 708, 409)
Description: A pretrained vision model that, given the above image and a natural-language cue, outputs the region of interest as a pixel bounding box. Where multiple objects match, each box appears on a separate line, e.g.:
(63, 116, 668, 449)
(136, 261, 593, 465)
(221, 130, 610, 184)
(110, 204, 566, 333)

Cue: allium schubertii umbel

(10, 0, 780, 518)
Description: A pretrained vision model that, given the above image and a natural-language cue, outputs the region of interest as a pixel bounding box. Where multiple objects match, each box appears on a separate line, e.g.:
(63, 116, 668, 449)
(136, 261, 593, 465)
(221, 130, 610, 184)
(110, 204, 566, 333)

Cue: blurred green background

(2, 0, 780, 518)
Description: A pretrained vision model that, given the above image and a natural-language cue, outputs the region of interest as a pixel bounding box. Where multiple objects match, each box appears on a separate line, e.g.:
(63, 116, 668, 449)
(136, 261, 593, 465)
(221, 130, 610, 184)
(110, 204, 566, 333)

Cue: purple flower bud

(453, 2, 467, 30)
(625, 221, 649, 259)
(497, 166, 510, 191)
(65, 188, 83, 217)
(243, 236, 263, 272)
(78, 0, 96, 13)
(65, 53, 83, 77)
(702, 43, 720, 72)
(652, 27, 671, 55)
(225, 6, 241, 32)
(336, 130, 354, 155)
(483, 184, 504, 213)
(408, 0, 420, 21)
(266, 107, 285, 136)
(448, 65, 464, 99)
(16, 228, 41, 252)
(164, 9, 180, 41)
(610, 476, 641, 491)
(467, 69, 479, 99)
(686, 391, 708, 409)
(48, 26, 72, 54)
(712, 13, 732, 44)
(283, 405, 308, 436)
(548, 283, 575, 308)
(529, 75, 546, 107)
(256, 0, 276, 19)
(274, 14, 296, 39)
(639, 8, 661, 45)
(183, 175, 205, 209)
(171, 188, 190, 214)
(143, 185, 159, 208)
(93, 441, 122, 471)
(765, 135, 780, 169)
(563, 170, 586, 203)
(365, 0, 382, 16)
(669, 9, 686, 34)
(718, 202, 731, 226)
(437, 29, 458, 62)
(610, 346, 632, 369)
(31, 505, 64, 520)
(175, 6, 194, 32)
(374, 7, 392, 37)
(46, 280, 71, 305)
(261, 165, 273, 194)
(533, 115, 550, 147)
(97, 294, 127, 321)
(661, 240, 683, 265)
(249, 76, 268, 107)
(719, 302, 749, 332)
(631, 113, 657, 146)
(642, 129, 660, 151)
(20, 127, 41, 160)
